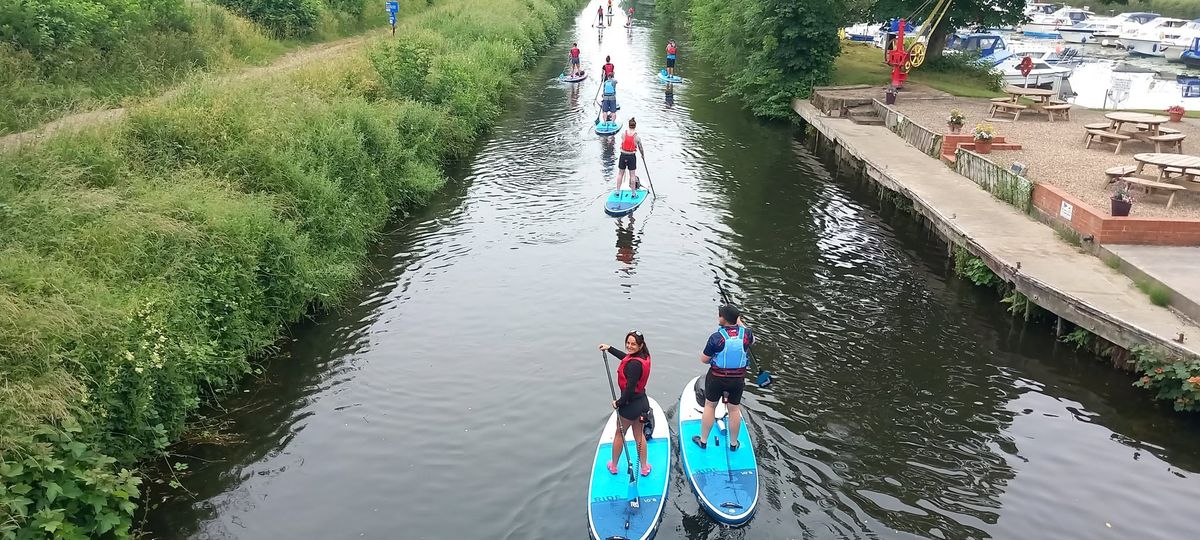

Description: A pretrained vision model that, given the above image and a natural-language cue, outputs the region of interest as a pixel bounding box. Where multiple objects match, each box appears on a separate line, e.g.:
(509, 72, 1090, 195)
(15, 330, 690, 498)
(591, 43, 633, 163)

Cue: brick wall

(1032, 183, 1200, 245)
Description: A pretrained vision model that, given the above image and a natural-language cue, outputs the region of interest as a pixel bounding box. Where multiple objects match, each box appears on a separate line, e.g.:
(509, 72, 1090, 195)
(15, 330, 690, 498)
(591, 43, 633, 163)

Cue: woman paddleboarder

(614, 118, 642, 192)
(599, 332, 653, 476)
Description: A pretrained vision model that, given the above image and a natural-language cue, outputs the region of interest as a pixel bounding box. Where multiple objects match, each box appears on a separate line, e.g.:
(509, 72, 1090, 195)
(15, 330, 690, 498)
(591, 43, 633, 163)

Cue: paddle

(637, 146, 655, 198)
(600, 349, 640, 512)
(714, 278, 773, 387)
(592, 76, 605, 126)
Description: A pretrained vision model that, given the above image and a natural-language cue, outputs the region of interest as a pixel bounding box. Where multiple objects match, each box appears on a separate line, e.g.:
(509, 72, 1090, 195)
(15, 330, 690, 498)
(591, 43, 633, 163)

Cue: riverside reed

(0, 0, 581, 536)
(0, 0, 403, 136)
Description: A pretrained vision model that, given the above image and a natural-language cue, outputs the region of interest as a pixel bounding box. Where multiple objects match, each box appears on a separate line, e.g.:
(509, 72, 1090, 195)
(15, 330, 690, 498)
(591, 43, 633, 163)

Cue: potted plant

(1111, 181, 1134, 217)
(973, 123, 995, 154)
(1167, 105, 1186, 122)
(947, 109, 965, 134)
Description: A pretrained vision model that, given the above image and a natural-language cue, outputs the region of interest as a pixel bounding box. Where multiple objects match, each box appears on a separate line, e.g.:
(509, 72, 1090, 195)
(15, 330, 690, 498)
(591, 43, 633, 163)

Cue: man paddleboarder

(692, 305, 753, 452)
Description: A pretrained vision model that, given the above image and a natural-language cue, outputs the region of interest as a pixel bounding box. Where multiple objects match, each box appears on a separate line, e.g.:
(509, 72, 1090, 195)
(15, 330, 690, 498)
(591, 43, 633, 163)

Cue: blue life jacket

(603, 79, 616, 96)
(712, 326, 748, 371)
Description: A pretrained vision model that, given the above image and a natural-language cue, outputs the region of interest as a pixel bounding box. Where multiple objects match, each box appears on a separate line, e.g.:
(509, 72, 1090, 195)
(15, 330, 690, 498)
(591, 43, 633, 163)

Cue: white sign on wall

(1059, 200, 1074, 221)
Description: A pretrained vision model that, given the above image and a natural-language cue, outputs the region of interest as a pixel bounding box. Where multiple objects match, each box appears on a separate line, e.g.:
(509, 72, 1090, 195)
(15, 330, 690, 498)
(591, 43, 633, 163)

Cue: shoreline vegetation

(654, 0, 1000, 119)
(0, 0, 405, 136)
(0, 0, 582, 536)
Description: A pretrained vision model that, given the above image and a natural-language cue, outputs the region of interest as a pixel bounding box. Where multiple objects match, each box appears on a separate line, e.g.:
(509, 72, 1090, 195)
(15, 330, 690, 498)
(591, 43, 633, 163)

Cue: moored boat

(1119, 17, 1189, 56)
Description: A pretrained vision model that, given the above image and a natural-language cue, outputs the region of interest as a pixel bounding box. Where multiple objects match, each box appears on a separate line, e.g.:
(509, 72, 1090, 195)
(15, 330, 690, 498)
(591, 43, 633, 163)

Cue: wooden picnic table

(1003, 85, 1056, 105)
(1132, 152, 1200, 181)
(1106, 112, 1170, 138)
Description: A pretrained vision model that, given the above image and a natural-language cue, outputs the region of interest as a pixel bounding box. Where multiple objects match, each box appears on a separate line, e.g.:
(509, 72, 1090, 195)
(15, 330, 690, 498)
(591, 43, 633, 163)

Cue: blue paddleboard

(596, 120, 620, 135)
(658, 69, 683, 84)
(678, 375, 758, 525)
(587, 397, 670, 540)
(604, 188, 649, 216)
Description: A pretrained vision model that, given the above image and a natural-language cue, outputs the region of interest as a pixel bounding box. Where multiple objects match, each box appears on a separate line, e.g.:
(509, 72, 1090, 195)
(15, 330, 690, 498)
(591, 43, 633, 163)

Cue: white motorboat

(1158, 20, 1200, 62)
(1021, 7, 1093, 38)
(1059, 12, 1158, 44)
(1119, 17, 1190, 56)
(996, 55, 1073, 96)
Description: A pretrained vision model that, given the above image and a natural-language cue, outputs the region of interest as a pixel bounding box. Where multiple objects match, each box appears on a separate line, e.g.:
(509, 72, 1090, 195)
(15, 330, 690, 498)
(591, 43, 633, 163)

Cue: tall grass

(0, 0, 397, 136)
(0, 0, 582, 535)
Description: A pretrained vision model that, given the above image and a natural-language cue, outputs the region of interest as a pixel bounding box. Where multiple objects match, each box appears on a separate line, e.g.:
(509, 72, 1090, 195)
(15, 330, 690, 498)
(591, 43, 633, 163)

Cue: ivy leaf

(118, 500, 137, 515)
(95, 511, 122, 534)
(8, 484, 32, 496)
(64, 441, 87, 459)
(43, 481, 63, 503)
(60, 480, 83, 499)
(0, 462, 23, 477)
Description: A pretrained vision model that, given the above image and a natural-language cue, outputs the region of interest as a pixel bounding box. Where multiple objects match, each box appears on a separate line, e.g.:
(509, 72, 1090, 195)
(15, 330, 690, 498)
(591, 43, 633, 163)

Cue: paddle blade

(756, 370, 773, 387)
(627, 457, 639, 509)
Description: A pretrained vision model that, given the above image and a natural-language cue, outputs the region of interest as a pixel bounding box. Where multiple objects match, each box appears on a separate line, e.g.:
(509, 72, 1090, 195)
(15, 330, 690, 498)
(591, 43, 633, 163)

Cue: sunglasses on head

(629, 330, 642, 337)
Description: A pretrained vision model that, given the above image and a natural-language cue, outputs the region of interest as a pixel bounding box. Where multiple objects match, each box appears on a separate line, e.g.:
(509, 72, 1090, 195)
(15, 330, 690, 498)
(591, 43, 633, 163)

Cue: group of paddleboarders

(598, 304, 753, 476)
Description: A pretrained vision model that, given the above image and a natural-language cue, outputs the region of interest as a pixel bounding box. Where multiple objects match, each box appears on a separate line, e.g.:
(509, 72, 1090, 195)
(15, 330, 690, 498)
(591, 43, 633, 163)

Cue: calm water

(148, 5, 1200, 539)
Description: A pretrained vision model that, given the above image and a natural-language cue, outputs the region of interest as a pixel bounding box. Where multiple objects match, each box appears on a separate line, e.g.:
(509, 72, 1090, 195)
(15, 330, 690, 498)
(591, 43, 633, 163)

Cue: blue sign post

(386, 1, 399, 35)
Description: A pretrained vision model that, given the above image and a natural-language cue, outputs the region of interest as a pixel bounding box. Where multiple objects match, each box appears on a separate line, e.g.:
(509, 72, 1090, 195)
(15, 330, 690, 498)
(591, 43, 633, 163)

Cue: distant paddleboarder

(569, 42, 582, 75)
(692, 305, 753, 452)
(666, 40, 678, 77)
(596, 5, 605, 26)
(599, 332, 654, 476)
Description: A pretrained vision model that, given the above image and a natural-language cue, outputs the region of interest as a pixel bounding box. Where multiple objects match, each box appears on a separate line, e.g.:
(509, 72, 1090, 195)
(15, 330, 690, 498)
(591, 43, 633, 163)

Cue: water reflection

(665, 82, 675, 108)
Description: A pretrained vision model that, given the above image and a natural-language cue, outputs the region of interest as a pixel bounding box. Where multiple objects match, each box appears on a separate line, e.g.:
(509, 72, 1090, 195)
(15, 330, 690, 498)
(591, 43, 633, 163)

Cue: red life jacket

(603, 63, 614, 76)
(617, 354, 651, 395)
(570, 47, 580, 58)
(667, 44, 677, 55)
(621, 131, 637, 152)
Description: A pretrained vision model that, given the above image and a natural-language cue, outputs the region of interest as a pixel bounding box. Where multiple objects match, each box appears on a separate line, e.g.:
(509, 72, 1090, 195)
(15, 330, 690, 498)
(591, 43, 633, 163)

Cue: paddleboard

(596, 120, 620, 135)
(587, 397, 670, 540)
(561, 72, 588, 83)
(658, 69, 683, 84)
(678, 375, 759, 525)
(604, 188, 649, 217)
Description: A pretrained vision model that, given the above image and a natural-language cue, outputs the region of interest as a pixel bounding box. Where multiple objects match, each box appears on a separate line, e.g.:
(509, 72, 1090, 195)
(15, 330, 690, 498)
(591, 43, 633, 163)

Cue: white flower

(134, 367, 144, 374)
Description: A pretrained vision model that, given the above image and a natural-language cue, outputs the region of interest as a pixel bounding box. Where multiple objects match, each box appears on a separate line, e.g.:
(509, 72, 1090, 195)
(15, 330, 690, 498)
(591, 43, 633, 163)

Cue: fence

(872, 99, 943, 159)
(954, 148, 1034, 212)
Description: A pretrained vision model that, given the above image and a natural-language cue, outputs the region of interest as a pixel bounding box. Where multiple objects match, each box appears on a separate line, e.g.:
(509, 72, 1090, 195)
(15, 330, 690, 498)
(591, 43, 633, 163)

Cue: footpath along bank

(0, 0, 583, 536)
(795, 94, 1200, 411)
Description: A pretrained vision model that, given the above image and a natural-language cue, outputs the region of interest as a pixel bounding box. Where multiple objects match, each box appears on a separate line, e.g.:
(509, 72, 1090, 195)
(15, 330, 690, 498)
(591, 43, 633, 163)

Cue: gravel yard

(891, 96, 1200, 219)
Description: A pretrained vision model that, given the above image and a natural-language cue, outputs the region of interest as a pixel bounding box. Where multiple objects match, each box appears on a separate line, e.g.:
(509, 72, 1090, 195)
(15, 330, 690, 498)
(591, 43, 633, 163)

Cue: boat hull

(1122, 37, 1166, 56)
(1022, 23, 1062, 38)
(1059, 28, 1095, 43)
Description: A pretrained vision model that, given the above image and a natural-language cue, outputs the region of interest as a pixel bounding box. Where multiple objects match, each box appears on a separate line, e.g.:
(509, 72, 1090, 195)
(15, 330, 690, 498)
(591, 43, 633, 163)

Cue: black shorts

(666, 57, 676, 68)
(704, 371, 745, 405)
(618, 152, 637, 170)
(618, 393, 650, 421)
(602, 97, 617, 113)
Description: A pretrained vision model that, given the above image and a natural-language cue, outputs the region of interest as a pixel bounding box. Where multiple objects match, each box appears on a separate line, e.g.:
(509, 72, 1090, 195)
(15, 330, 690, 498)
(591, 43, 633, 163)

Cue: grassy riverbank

(832, 42, 1002, 98)
(0, 0, 580, 536)
(0, 0, 405, 135)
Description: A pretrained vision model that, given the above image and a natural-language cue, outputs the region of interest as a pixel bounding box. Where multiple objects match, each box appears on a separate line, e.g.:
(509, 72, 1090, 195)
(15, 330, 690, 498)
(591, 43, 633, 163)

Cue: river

(147, 4, 1200, 539)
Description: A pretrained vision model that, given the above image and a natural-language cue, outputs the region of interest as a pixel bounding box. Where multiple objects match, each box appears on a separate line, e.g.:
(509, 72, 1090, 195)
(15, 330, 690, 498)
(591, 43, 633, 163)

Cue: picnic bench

(1148, 133, 1186, 153)
(1104, 165, 1136, 184)
(1044, 101, 1072, 122)
(1120, 176, 1186, 208)
(1085, 129, 1130, 154)
(989, 101, 1027, 121)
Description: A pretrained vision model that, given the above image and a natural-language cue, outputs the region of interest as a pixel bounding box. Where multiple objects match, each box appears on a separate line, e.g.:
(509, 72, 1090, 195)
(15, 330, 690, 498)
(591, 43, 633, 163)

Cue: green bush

(0, 0, 190, 61)
(681, 0, 841, 118)
(923, 51, 1003, 91)
(1133, 347, 1200, 411)
(213, 0, 322, 37)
